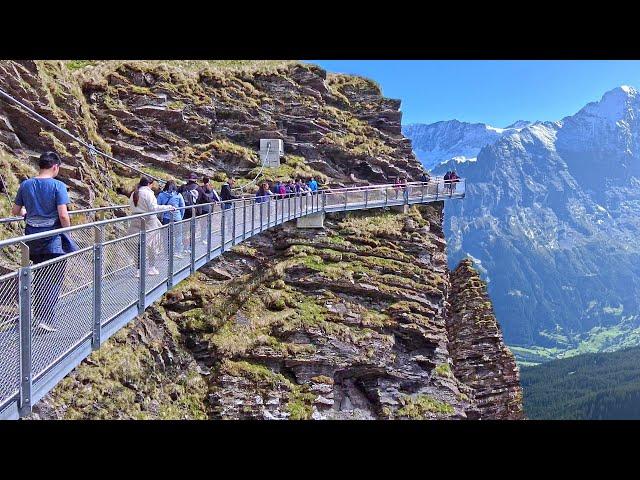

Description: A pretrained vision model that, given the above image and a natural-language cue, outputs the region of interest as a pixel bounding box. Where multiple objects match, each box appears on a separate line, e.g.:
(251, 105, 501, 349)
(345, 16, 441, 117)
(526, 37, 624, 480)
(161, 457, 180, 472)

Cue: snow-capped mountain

(402, 120, 531, 170)
(405, 86, 640, 364)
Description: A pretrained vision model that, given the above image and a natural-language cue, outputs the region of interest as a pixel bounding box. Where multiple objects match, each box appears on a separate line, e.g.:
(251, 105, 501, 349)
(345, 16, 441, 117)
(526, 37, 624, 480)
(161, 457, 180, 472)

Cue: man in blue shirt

(307, 177, 318, 193)
(12, 151, 77, 332)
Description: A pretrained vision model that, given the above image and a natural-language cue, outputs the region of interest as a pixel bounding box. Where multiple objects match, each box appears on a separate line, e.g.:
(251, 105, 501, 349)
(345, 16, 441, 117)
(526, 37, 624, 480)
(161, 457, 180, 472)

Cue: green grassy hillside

(521, 346, 640, 419)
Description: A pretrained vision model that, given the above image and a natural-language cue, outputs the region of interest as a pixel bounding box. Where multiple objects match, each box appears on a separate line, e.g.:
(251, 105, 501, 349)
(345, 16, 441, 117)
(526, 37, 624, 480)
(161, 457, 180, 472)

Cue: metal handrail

(0, 180, 465, 419)
(0, 179, 462, 250)
(0, 178, 447, 227)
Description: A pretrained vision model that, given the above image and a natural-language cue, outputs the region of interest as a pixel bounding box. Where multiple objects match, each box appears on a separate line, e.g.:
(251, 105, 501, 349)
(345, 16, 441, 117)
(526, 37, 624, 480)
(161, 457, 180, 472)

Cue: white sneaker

(37, 323, 57, 333)
(148, 267, 160, 276)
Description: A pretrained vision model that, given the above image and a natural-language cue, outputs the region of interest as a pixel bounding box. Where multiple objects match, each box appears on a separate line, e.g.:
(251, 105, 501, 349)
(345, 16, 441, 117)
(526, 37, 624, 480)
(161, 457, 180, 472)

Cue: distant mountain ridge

(402, 120, 531, 170)
(404, 86, 640, 365)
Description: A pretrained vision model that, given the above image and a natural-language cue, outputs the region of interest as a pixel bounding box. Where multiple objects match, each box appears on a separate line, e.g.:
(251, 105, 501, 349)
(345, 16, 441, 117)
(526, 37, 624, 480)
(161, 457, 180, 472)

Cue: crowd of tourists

(126, 173, 321, 273)
(10, 151, 325, 333)
(11, 149, 457, 334)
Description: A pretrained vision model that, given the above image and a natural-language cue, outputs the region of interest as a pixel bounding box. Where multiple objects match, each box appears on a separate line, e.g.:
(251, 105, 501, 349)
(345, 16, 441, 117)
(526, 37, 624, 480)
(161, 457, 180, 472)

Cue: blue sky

(309, 61, 640, 127)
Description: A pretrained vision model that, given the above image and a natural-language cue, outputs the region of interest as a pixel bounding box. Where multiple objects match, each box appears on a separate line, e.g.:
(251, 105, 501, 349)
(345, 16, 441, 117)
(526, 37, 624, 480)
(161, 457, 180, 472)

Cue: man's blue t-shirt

(14, 178, 69, 227)
(308, 180, 318, 192)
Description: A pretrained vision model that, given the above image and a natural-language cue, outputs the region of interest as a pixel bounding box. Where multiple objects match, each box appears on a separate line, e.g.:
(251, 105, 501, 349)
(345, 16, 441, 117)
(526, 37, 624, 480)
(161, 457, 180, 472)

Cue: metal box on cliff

(260, 139, 284, 167)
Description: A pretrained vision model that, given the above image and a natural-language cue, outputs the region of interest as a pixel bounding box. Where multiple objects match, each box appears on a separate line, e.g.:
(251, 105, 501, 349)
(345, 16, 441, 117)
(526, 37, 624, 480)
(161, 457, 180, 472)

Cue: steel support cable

(0, 88, 165, 185)
(0, 172, 13, 206)
(234, 142, 270, 194)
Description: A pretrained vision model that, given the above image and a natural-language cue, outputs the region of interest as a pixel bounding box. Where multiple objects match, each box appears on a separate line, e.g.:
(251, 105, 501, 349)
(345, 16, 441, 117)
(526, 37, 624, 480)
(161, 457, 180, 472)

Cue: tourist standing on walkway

(393, 176, 403, 199)
(220, 177, 238, 209)
(12, 151, 78, 333)
(157, 180, 187, 258)
(178, 173, 205, 219)
(444, 171, 452, 195)
(277, 181, 286, 198)
(255, 182, 271, 203)
(199, 176, 220, 213)
(419, 171, 430, 195)
(450, 170, 459, 194)
(128, 176, 175, 277)
(178, 173, 207, 247)
(285, 180, 295, 198)
(307, 177, 318, 193)
(271, 180, 281, 196)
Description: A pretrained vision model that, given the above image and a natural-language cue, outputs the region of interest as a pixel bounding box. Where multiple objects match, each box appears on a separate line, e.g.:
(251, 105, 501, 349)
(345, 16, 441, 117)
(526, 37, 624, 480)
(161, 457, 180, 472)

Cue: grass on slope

(63, 60, 298, 78)
(512, 318, 640, 367)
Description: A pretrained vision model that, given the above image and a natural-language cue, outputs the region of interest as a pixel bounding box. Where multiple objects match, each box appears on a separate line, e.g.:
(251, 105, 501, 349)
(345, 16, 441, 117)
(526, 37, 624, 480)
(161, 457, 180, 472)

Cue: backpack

(201, 187, 214, 203)
(182, 186, 199, 207)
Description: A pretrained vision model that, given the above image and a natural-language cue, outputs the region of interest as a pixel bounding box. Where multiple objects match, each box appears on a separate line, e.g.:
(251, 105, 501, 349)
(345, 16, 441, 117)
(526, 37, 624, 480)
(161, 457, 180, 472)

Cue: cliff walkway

(0, 181, 465, 419)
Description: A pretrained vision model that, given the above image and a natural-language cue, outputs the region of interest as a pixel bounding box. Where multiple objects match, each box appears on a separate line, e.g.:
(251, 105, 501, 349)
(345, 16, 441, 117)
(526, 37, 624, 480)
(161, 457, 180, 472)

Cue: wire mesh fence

(101, 234, 139, 325)
(194, 215, 209, 261)
(173, 218, 191, 273)
(210, 210, 222, 251)
(145, 224, 170, 294)
(30, 247, 95, 381)
(0, 272, 19, 407)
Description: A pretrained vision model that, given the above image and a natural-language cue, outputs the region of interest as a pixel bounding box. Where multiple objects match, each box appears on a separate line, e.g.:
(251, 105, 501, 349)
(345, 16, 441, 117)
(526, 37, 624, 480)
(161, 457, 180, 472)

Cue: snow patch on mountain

(403, 119, 531, 170)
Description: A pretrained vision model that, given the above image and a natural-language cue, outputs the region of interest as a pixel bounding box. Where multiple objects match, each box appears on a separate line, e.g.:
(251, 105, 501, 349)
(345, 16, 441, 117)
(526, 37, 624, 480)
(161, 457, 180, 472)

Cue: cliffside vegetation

(521, 346, 640, 419)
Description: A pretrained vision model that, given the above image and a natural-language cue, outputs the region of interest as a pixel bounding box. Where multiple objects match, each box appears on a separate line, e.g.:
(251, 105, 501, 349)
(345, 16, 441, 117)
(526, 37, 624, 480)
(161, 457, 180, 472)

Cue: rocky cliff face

(0, 60, 521, 419)
(447, 259, 523, 419)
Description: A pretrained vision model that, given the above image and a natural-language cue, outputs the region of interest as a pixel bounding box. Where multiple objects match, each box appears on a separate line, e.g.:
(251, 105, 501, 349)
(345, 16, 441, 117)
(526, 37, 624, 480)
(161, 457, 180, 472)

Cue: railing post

(385, 188, 388, 207)
(92, 226, 104, 350)
(232, 203, 237, 245)
(421, 182, 425, 203)
(138, 222, 146, 316)
(243, 199, 247, 240)
(265, 199, 269, 230)
(344, 192, 348, 211)
(167, 216, 174, 288)
(190, 213, 196, 273)
(365, 189, 369, 208)
(221, 207, 226, 253)
(18, 242, 32, 417)
(259, 201, 264, 232)
(251, 199, 255, 236)
(435, 181, 439, 201)
(404, 185, 409, 205)
(322, 192, 326, 213)
(206, 210, 212, 261)
(274, 197, 278, 227)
